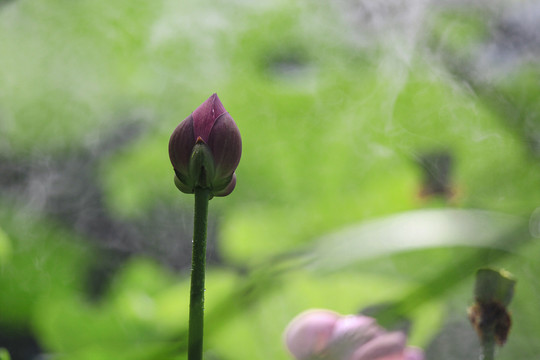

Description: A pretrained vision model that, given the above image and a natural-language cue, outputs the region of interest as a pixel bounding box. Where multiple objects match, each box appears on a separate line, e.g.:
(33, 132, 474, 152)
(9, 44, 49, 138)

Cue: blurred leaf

(0, 226, 10, 263)
(0, 0, 161, 152)
(308, 209, 523, 272)
(33, 257, 242, 359)
(430, 10, 489, 54)
(0, 207, 94, 328)
(33, 258, 177, 354)
(0, 348, 10, 360)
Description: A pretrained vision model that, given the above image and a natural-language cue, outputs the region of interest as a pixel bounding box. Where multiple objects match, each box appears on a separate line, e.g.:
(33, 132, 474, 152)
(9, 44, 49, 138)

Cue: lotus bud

(169, 93, 242, 197)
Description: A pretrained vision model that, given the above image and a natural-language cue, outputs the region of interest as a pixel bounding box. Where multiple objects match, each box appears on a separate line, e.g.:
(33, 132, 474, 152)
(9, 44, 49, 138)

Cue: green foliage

(0, 208, 93, 329)
(33, 259, 185, 360)
(1, 0, 540, 359)
(0, 226, 10, 263)
(429, 10, 489, 54)
(0, 348, 10, 360)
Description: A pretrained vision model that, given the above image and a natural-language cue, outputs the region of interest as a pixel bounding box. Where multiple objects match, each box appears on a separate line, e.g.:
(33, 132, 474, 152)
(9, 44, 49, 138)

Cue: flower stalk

(481, 330, 495, 360)
(188, 187, 210, 360)
(169, 93, 241, 360)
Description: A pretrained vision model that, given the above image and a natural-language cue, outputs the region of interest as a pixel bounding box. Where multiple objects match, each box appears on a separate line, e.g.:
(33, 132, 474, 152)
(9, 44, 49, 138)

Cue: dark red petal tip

(193, 93, 228, 143)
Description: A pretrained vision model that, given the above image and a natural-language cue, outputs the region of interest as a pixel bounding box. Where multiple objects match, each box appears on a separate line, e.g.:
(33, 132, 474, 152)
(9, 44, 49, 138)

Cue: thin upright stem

(188, 187, 210, 360)
(481, 333, 495, 360)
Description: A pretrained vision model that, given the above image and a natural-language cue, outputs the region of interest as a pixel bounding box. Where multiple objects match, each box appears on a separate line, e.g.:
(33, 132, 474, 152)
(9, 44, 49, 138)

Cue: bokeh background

(1, 0, 540, 359)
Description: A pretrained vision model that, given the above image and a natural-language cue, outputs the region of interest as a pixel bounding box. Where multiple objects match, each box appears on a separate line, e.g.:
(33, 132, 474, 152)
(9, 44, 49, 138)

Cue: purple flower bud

(169, 93, 242, 197)
(284, 310, 424, 360)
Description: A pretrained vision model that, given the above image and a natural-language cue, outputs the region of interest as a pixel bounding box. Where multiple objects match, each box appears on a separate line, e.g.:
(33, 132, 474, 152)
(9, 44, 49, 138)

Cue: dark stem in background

(188, 187, 210, 360)
(481, 332, 495, 360)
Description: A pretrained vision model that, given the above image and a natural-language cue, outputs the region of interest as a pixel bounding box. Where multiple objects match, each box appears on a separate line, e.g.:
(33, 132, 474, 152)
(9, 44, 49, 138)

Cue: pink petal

(331, 315, 379, 344)
(325, 315, 380, 360)
(404, 347, 424, 360)
(351, 331, 407, 360)
(284, 310, 340, 360)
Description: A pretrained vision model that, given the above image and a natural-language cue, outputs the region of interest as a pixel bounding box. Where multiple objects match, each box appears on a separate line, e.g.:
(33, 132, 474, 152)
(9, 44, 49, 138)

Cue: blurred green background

(1, 0, 540, 359)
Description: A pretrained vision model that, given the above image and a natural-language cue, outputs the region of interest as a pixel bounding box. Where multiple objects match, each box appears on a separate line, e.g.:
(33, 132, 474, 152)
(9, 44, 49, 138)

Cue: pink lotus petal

(325, 315, 381, 360)
(284, 310, 340, 360)
(332, 315, 378, 342)
(284, 310, 424, 360)
(351, 331, 407, 360)
(404, 347, 424, 360)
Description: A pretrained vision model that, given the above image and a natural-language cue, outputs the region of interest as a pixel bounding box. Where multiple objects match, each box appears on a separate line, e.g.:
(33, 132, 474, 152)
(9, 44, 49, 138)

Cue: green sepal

(189, 142, 215, 189)
(474, 268, 516, 306)
(174, 174, 194, 194)
(211, 174, 234, 194)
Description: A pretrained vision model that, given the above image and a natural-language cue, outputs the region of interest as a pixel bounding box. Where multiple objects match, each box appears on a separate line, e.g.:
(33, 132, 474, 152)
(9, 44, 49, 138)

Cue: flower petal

(326, 315, 380, 360)
(404, 347, 424, 360)
(284, 310, 340, 360)
(174, 175, 194, 194)
(331, 315, 379, 344)
(213, 173, 237, 197)
(207, 112, 242, 180)
(192, 93, 227, 143)
(351, 332, 407, 360)
(169, 114, 195, 177)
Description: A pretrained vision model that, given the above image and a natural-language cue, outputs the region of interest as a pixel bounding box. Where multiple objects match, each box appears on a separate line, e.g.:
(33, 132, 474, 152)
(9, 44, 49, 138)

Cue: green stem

(481, 333, 495, 360)
(188, 187, 210, 360)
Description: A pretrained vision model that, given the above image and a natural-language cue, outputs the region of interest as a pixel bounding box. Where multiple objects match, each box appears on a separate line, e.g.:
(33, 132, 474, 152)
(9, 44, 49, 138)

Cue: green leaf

(308, 209, 524, 272)
(0, 227, 11, 264)
(0, 348, 11, 360)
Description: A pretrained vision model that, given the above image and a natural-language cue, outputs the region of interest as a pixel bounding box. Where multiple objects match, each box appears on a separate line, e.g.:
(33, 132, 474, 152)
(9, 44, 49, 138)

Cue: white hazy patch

(308, 209, 523, 272)
(149, 6, 231, 47)
(468, 1, 540, 82)
(332, 0, 429, 54)
(329, 0, 431, 133)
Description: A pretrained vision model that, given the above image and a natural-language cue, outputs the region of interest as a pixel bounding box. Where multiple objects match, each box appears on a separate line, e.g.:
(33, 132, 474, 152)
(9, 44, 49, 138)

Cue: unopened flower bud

(169, 93, 242, 197)
(473, 268, 516, 307)
(468, 268, 516, 347)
